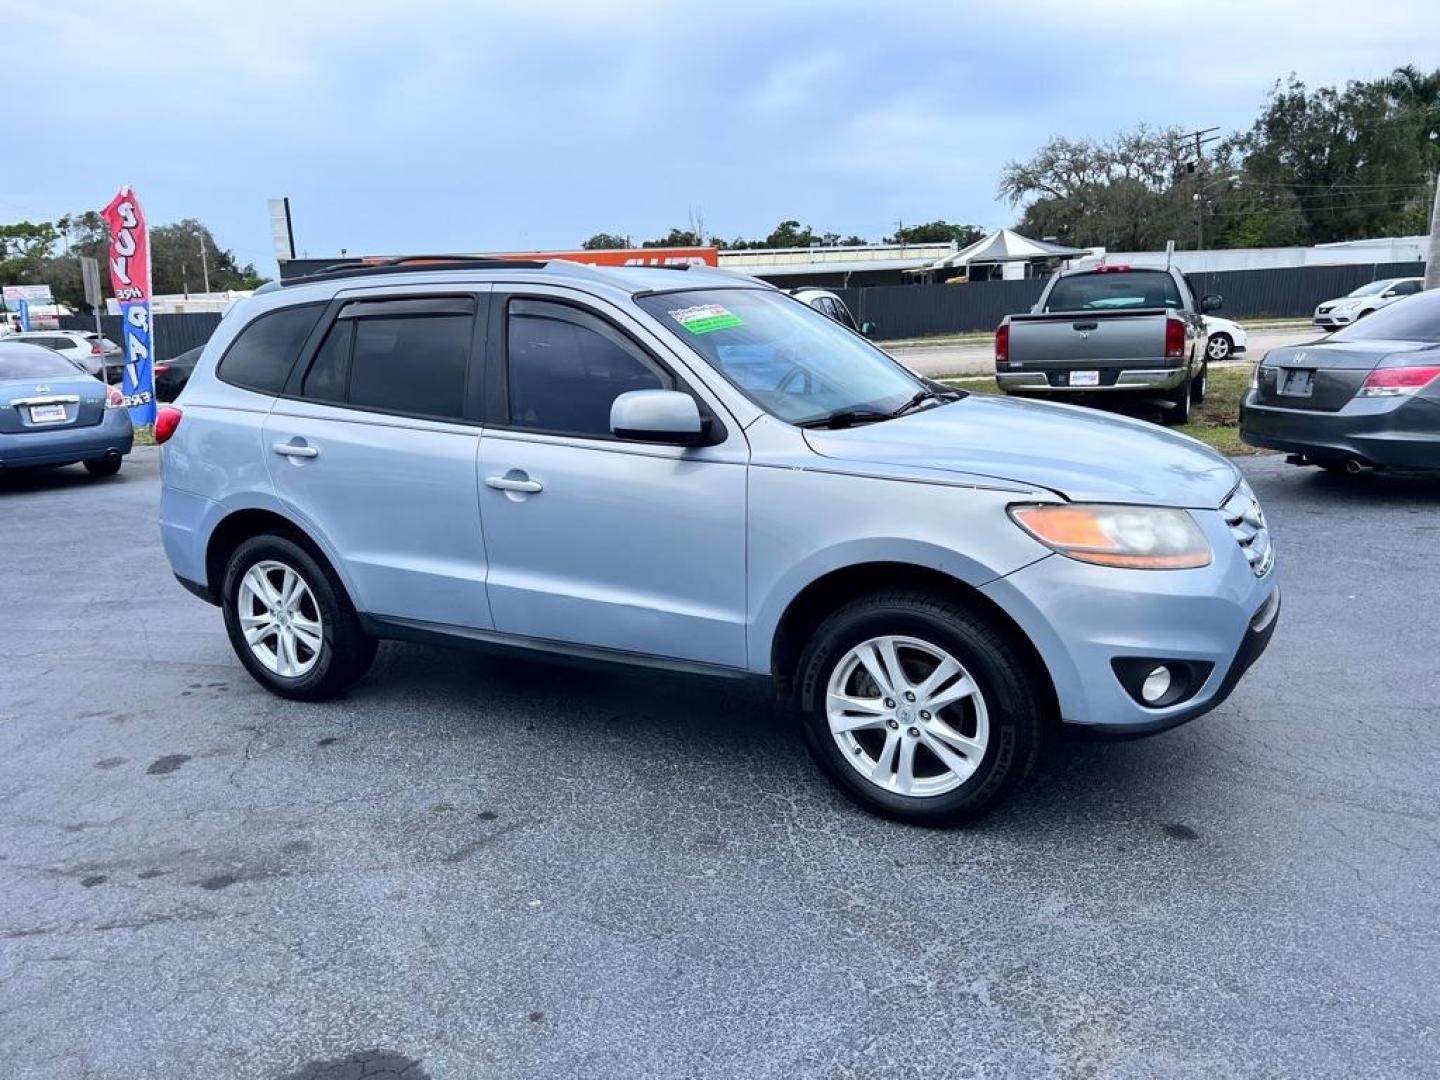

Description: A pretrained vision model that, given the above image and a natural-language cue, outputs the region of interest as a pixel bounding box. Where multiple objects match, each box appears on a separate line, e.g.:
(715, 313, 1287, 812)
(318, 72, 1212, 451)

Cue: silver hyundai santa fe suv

(158, 256, 1279, 825)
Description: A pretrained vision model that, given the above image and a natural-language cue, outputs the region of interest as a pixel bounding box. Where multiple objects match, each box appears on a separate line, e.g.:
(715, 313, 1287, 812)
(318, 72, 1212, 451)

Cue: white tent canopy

(906, 229, 1088, 273)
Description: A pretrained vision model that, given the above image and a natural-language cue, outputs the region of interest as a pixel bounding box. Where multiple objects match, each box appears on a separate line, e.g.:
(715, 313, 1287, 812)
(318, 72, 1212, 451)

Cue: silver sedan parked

(0, 341, 133, 477)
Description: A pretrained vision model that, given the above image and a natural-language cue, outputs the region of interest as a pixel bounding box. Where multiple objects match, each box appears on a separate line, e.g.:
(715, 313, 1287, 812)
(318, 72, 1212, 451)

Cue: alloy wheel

(238, 560, 324, 678)
(1206, 335, 1231, 361)
(826, 635, 989, 797)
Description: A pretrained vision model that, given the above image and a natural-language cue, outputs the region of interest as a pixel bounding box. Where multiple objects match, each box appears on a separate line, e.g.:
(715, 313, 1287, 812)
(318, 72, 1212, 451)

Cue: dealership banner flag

(101, 186, 156, 425)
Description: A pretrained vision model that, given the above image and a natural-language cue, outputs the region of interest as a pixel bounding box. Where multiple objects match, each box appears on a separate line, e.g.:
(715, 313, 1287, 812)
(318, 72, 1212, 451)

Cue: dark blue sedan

(0, 340, 134, 477)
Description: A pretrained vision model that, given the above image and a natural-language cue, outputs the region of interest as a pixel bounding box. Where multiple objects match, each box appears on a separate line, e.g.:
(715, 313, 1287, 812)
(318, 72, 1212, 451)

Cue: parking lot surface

(2, 448, 1437, 1079)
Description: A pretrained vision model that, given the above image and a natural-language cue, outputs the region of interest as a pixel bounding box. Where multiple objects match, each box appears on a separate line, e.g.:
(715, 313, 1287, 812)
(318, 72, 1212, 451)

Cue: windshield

(1329, 290, 1440, 343)
(636, 288, 924, 424)
(0, 345, 87, 379)
(1044, 270, 1181, 312)
(1346, 280, 1393, 297)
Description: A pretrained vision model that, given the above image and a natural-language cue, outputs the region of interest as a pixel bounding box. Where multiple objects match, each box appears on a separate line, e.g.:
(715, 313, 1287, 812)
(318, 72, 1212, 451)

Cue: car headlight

(1009, 504, 1213, 569)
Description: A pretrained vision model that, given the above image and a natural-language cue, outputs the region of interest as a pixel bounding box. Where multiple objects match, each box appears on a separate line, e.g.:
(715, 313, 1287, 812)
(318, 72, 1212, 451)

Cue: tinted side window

(219, 304, 324, 394)
(507, 299, 665, 436)
(302, 320, 352, 403)
(348, 313, 471, 419)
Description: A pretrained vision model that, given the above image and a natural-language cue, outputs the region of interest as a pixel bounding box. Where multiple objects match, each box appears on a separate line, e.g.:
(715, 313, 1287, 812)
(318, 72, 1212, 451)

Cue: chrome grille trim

(1221, 482, 1274, 577)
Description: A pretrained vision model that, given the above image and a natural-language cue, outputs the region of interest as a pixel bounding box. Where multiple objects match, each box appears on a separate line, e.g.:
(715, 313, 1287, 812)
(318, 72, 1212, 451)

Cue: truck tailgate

(1008, 310, 1167, 366)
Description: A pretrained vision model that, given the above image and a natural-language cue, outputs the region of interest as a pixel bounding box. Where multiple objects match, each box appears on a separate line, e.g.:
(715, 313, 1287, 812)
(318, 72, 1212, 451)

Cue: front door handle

(1072, 321, 1098, 331)
(485, 474, 543, 494)
(273, 442, 319, 459)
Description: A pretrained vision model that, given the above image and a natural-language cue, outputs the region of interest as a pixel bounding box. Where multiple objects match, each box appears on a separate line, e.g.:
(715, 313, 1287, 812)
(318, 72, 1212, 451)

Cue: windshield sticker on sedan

(669, 304, 743, 335)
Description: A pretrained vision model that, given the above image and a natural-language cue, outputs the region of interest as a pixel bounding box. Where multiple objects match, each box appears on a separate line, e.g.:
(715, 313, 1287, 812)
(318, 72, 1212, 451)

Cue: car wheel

(1161, 372, 1194, 425)
(795, 590, 1045, 826)
(221, 533, 376, 701)
(83, 455, 122, 477)
(1190, 362, 1209, 405)
(1205, 333, 1232, 362)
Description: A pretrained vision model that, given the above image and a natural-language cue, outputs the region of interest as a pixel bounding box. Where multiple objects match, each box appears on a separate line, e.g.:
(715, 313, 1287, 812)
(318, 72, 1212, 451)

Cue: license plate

(29, 403, 67, 423)
(1280, 369, 1314, 398)
(1069, 370, 1100, 387)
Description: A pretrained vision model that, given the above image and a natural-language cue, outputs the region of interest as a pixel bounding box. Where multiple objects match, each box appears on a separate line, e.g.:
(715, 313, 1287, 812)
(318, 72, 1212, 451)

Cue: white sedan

(1202, 316, 1248, 363)
(4, 330, 121, 379)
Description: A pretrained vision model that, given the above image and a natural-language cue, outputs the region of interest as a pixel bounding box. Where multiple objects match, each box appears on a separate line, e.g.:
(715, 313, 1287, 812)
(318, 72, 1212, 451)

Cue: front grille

(1221, 482, 1273, 577)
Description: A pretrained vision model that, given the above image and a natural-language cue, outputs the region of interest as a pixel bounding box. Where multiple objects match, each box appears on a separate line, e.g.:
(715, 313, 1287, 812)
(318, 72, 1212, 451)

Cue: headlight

(1009, 504, 1213, 569)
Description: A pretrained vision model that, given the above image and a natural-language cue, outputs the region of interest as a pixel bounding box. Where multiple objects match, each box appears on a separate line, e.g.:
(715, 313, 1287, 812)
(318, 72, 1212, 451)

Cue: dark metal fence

(838, 260, 1427, 340)
(59, 312, 224, 362)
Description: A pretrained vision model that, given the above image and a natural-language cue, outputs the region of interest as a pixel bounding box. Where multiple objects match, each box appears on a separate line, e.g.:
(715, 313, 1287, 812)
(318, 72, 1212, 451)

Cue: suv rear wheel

(794, 591, 1044, 826)
(221, 534, 376, 700)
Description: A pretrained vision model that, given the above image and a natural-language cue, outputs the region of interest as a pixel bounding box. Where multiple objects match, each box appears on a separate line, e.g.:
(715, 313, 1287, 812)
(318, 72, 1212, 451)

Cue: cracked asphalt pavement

(1, 447, 1437, 1078)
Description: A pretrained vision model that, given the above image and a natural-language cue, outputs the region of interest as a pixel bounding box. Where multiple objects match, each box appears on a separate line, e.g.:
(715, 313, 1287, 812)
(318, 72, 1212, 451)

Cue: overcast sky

(4, 1, 1438, 274)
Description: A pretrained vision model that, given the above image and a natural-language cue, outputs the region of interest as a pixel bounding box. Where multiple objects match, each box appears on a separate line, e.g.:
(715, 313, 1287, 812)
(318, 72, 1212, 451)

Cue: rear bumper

(0, 410, 133, 469)
(997, 366, 1186, 392)
(1240, 391, 1440, 467)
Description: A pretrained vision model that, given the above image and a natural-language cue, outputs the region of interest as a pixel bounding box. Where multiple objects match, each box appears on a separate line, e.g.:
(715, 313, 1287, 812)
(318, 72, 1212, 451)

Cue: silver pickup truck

(995, 265, 1222, 425)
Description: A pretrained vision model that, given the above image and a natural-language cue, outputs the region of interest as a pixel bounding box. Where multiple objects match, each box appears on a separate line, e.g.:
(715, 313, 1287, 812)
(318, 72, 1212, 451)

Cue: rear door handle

(273, 442, 319, 459)
(485, 475, 543, 494)
(1072, 321, 1098, 331)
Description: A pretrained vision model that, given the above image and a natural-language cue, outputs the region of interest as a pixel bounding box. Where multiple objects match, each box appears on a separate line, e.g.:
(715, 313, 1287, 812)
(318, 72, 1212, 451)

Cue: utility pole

(199, 234, 211, 293)
(1180, 126, 1221, 250)
(1426, 171, 1440, 291)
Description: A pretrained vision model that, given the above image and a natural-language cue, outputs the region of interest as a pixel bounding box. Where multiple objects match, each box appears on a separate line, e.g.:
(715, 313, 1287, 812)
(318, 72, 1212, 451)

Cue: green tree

(886, 221, 986, 246)
(0, 220, 60, 285)
(149, 219, 268, 295)
(640, 227, 702, 248)
(1213, 74, 1435, 246)
(998, 125, 1195, 249)
(581, 232, 629, 250)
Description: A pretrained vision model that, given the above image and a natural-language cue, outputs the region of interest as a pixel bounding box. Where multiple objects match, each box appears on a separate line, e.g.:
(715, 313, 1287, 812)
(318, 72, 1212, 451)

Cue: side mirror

(610, 389, 707, 446)
(861, 321, 877, 337)
(1381, 290, 1398, 298)
(1200, 294, 1223, 313)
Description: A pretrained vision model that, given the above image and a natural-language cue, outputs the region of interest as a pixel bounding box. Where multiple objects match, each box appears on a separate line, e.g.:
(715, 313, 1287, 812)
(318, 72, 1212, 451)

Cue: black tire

(83, 456, 122, 477)
(794, 590, 1046, 827)
(221, 533, 376, 701)
(1161, 372, 1194, 425)
(1190, 361, 1209, 405)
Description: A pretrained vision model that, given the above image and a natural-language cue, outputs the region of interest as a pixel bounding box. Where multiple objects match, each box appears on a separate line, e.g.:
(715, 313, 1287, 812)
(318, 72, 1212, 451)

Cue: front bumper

(997, 366, 1186, 393)
(980, 510, 1279, 734)
(1240, 390, 1440, 468)
(0, 409, 134, 469)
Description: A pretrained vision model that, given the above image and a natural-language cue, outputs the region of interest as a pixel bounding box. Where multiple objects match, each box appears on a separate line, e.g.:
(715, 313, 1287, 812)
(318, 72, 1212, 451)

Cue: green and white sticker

(669, 303, 743, 335)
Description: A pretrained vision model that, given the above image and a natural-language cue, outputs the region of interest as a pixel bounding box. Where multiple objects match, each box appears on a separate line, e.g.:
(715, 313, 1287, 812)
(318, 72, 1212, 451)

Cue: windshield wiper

(795, 408, 894, 429)
(890, 387, 960, 417)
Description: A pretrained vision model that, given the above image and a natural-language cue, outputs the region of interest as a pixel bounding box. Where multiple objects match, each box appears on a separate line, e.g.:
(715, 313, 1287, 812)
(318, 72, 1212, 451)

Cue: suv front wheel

(795, 591, 1045, 826)
(221, 534, 376, 700)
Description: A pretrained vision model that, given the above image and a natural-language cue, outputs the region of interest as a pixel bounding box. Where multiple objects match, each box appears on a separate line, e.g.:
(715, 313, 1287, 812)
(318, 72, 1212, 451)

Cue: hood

(802, 395, 1239, 509)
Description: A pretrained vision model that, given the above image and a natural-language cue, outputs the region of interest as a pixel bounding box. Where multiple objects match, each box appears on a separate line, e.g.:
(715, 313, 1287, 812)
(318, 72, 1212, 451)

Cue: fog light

(1140, 666, 1172, 704)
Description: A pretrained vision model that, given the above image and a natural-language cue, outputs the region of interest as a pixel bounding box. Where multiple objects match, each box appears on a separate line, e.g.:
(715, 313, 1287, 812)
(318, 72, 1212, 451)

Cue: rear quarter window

(217, 303, 324, 394)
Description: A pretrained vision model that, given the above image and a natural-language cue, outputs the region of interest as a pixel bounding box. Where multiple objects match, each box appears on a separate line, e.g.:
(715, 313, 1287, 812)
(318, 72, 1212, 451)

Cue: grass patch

(133, 424, 156, 446)
(940, 366, 1270, 457)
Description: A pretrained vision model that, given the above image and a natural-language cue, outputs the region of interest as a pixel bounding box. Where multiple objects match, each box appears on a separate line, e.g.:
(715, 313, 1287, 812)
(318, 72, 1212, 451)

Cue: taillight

(105, 386, 125, 409)
(1358, 365, 1440, 397)
(91, 343, 105, 355)
(154, 406, 183, 443)
(1164, 317, 1186, 360)
(995, 323, 1010, 365)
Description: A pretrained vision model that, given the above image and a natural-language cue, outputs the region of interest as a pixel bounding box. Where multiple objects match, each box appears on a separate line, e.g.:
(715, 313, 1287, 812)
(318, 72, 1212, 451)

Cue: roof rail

(281, 254, 549, 287)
